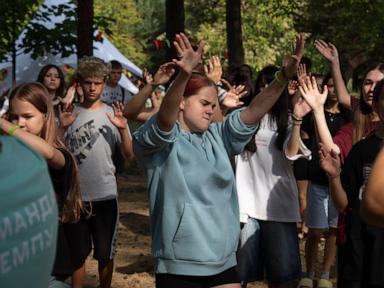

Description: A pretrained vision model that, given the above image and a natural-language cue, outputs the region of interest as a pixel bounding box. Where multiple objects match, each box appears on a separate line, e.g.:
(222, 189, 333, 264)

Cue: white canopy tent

(0, 0, 142, 95)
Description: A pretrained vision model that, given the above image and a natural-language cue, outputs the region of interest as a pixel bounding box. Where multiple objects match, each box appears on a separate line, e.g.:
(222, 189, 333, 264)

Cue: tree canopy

(1, 0, 384, 77)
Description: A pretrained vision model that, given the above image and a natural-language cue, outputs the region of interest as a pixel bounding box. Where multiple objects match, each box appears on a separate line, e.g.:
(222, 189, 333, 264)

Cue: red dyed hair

(184, 73, 217, 97)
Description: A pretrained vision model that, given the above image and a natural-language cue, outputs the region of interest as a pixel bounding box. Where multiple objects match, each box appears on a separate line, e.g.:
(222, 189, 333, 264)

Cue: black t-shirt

(48, 148, 75, 277)
(303, 108, 350, 185)
(340, 134, 384, 284)
(48, 148, 73, 212)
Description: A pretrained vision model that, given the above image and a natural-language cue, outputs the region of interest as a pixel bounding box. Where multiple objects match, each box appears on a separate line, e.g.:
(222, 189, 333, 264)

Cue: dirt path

(83, 160, 335, 288)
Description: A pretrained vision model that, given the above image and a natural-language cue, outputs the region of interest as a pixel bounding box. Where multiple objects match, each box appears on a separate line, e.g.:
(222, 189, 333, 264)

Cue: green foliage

(133, 0, 166, 71)
(3, 0, 384, 80)
(94, 0, 150, 69)
(0, 0, 41, 61)
(296, 0, 384, 73)
(183, 0, 305, 74)
(21, 2, 77, 59)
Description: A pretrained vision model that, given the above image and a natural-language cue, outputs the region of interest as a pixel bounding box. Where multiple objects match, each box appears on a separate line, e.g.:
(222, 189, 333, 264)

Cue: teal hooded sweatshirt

(133, 109, 257, 276)
(0, 136, 58, 287)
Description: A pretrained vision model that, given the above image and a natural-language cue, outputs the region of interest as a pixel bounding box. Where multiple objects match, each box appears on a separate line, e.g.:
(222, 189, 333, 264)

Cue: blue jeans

(306, 182, 338, 229)
(236, 218, 301, 285)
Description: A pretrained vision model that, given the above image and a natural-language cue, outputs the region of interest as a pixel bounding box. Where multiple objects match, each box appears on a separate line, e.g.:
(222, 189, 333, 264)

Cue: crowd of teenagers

(1, 32, 384, 288)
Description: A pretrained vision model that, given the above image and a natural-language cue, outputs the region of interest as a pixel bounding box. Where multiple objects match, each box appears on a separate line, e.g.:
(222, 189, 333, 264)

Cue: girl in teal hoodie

(133, 33, 305, 288)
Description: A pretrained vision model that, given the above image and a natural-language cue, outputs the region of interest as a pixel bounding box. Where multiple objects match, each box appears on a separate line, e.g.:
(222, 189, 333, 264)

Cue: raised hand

(315, 40, 339, 65)
(222, 85, 246, 109)
(143, 68, 153, 85)
(173, 33, 204, 75)
(291, 84, 312, 119)
(59, 104, 79, 129)
(152, 62, 176, 85)
(284, 33, 305, 79)
(299, 76, 328, 112)
(107, 101, 128, 130)
(62, 85, 77, 110)
(288, 80, 312, 118)
(288, 80, 299, 96)
(319, 143, 341, 177)
(151, 92, 163, 109)
(297, 63, 307, 83)
(204, 55, 222, 84)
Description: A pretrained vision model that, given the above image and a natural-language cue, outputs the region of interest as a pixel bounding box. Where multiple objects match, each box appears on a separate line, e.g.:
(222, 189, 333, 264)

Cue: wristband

(7, 124, 19, 136)
(274, 71, 288, 86)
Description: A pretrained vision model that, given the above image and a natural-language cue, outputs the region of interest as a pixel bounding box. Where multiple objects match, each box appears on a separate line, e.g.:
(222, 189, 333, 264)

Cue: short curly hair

(77, 56, 111, 82)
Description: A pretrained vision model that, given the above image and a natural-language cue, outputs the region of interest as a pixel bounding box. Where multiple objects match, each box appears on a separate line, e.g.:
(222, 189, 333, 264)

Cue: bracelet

(327, 168, 342, 179)
(7, 124, 19, 136)
(274, 71, 289, 86)
(292, 121, 302, 126)
(291, 113, 303, 121)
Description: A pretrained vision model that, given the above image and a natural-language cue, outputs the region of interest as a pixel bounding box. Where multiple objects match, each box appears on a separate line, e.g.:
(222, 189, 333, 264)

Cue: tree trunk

(165, 0, 185, 62)
(77, 0, 93, 60)
(226, 0, 244, 71)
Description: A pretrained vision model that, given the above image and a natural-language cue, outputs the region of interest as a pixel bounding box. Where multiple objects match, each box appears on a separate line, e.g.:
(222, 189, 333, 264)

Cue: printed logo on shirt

(101, 90, 123, 105)
(0, 191, 56, 276)
(358, 164, 372, 200)
(67, 120, 114, 164)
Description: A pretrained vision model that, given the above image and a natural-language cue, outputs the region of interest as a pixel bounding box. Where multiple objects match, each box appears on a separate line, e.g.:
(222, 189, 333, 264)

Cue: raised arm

(240, 33, 305, 125)
(157, 33, 204, 131)
(285, 90, 312, 157)
(0, 118, 65, 170)
(124, 63, 175, 120)
(299, 76, 341, 154)
(204, 55, 222, 85)
(361, 147, 384, 227)
(315, 40, 352, 109)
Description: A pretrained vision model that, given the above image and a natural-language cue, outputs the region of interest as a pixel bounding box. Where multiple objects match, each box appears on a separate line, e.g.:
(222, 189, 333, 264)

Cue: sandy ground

(82, 160, 336, 288)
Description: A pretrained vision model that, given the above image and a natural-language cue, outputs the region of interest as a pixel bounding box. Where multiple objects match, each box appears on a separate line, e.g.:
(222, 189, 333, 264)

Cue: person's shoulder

(101, 102, 114, 112)
(349, 134, 380, 158)
(0, 136, 46, 174)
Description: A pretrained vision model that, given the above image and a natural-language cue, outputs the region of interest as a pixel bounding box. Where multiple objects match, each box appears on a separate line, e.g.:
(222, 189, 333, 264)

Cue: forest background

(2, 0, 384, 85)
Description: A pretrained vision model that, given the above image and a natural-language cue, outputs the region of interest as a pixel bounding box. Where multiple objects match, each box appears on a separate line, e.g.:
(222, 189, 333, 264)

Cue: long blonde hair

(10, 82, 83, 223)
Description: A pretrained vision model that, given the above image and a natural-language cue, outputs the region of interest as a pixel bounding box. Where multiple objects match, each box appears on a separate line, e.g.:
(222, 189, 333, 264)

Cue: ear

(179, 97, 186, 111)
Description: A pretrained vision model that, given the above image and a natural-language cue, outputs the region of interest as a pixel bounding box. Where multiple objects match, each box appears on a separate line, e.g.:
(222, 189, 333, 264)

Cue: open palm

(222, 85, 246, 109)
(153, 62, 176, 85)
(319, 143, 341, 177)
(173, 33, 204, 74)
(107, 102, 128, 129)
(315, 40, 339, 64)
(59, 104, 78, 128)
(299, 76, 328, 112)
(292, 96, 312, 119)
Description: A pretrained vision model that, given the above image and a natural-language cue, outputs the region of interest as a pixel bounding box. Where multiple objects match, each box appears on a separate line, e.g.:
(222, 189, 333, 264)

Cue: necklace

(326, 111, 337, 123)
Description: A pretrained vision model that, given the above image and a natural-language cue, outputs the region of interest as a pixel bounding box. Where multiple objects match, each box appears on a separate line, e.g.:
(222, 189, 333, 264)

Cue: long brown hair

(36, 64, 66, 98)
(10, 83, 83, 223)
(352, 63, 384, 144)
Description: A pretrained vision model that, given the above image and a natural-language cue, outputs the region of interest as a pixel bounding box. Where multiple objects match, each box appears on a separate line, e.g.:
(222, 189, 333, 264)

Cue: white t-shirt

(235, 113, 311, 223)
(101, 85, 133, 106)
